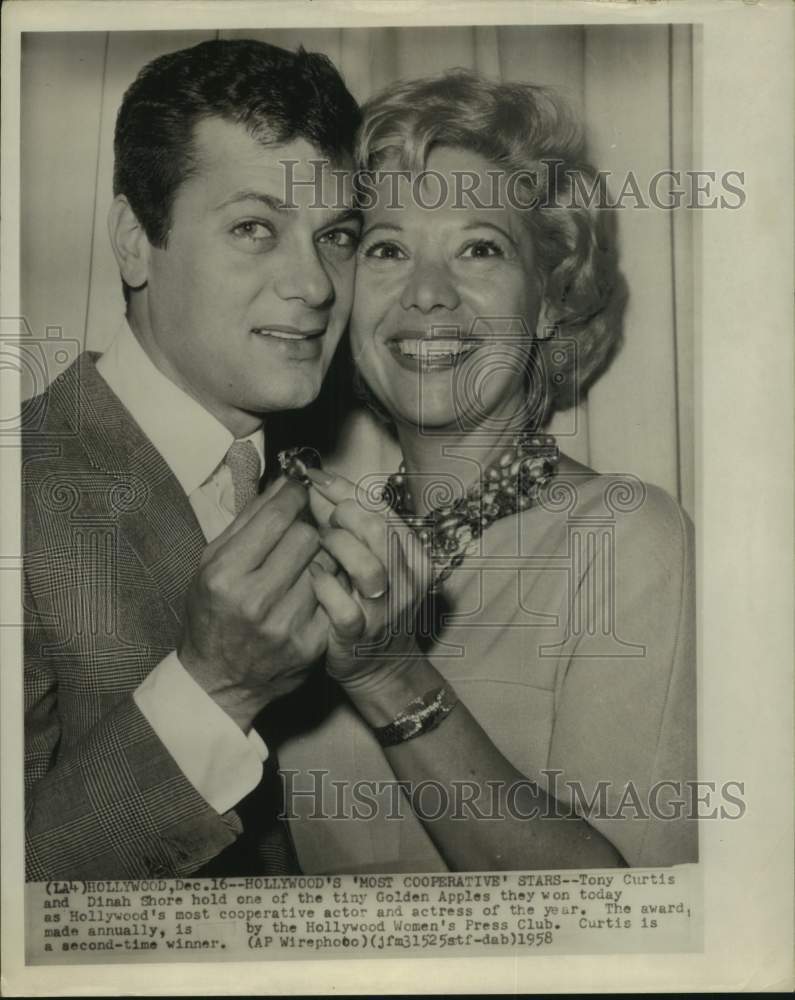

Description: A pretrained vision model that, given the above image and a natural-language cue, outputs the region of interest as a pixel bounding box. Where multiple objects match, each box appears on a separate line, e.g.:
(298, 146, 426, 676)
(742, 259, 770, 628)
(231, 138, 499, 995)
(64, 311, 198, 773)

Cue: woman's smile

(386, 333, 483, 372)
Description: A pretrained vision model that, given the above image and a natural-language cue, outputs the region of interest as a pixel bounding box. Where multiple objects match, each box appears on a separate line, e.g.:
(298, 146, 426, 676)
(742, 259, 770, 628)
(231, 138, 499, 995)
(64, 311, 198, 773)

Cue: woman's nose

(399, 260, 460, 313)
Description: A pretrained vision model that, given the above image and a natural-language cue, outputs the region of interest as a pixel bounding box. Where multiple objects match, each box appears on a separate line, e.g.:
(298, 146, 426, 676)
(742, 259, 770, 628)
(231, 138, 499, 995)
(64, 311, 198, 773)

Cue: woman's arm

(305, 468, 625, 871)
(343, 655, 626, 871)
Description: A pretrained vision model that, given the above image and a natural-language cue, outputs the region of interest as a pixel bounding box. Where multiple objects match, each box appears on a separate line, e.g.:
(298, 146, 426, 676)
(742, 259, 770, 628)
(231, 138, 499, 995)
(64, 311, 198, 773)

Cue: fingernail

(365, 584, 388, 600)
(308, 561, 326, 579)
(305, 468, 334, 487)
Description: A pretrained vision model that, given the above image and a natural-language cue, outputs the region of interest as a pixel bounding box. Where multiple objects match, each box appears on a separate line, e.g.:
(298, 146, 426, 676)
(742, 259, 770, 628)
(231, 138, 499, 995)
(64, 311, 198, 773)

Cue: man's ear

(108, 195, 151, 289)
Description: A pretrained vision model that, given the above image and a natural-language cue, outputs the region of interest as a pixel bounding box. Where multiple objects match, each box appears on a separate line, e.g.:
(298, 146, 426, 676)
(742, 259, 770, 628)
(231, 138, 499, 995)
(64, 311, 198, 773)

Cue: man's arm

(24, 569, 242, 881)
(133, 652, 268, 817)
(24, 480, 328, 880)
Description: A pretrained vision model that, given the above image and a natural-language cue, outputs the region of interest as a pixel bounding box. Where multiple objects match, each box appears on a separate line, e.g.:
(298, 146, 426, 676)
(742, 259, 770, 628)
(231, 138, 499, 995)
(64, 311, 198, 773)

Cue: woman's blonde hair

(355, 69, 626, 417)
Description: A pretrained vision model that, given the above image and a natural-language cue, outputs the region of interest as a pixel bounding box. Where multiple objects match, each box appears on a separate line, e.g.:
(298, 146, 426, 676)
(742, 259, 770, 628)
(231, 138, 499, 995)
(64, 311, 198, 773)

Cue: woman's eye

(231, 220, 274, 242)
(460, 239, 504, 259)
(362, 241, 407, 261)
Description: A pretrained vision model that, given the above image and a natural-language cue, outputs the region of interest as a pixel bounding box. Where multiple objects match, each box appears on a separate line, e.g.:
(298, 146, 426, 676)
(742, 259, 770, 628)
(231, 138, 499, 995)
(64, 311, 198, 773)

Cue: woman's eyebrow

(461, 220, 518, 246)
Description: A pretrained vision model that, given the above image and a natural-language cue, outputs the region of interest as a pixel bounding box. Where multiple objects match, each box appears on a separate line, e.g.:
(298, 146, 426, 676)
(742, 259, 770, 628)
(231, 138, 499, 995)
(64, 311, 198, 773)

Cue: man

(23, 38, 361, 879)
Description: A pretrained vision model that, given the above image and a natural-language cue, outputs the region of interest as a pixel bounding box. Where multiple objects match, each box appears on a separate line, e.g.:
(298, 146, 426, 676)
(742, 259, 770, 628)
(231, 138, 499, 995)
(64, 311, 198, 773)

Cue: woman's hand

(304, 468, 432, 693)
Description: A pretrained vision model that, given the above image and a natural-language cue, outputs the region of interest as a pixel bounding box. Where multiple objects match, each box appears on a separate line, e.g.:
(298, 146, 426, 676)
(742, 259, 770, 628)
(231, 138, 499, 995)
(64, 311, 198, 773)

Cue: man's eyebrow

(322, 207, 363, 228)
(213, 190, 289, 212)
(214, 192, 362, 227)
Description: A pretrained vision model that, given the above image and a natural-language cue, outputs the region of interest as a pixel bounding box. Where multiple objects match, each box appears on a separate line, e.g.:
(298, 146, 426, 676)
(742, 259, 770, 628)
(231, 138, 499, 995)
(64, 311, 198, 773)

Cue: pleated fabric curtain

(20, 25, 694, 514)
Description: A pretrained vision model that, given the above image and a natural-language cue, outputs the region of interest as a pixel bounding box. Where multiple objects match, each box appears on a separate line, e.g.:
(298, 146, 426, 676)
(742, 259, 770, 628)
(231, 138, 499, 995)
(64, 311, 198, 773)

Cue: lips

(250, 324, 327, 362)
(386, 333, 481, 371)
(251, 325, 326, 341)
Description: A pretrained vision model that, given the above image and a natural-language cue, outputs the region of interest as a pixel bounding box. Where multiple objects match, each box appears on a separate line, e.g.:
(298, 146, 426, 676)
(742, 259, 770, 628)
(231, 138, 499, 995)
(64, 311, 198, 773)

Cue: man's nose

(399, 260, 460, 314)
(275, 241, 335, 309)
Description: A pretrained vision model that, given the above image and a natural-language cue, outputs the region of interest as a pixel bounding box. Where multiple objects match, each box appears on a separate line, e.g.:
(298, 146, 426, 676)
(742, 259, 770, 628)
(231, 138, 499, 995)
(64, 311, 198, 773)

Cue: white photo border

(2, 0, 793, 994)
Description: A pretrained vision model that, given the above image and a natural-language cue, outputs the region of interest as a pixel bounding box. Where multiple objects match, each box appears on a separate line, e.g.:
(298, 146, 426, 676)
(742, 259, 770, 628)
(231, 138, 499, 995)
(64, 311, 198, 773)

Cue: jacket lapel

(68, 353, 206, 628)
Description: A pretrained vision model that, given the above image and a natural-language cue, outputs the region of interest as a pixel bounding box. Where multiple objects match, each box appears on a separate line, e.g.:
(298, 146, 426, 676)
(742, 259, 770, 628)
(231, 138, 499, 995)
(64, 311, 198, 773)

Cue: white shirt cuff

(133, 651, 267, 815)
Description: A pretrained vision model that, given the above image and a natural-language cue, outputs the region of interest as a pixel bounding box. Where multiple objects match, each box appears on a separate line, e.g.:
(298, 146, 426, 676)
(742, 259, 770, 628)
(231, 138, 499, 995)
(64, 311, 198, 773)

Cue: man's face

(135, 117, 358, 434)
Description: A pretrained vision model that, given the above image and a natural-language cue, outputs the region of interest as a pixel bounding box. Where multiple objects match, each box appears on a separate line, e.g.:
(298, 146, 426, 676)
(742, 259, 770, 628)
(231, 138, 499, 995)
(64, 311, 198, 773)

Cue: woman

(278, 70, 696, 874)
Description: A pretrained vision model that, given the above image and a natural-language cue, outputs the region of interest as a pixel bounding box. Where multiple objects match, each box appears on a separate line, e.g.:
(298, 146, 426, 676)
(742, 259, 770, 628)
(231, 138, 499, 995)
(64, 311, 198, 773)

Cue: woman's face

(351, 146, 544, 432)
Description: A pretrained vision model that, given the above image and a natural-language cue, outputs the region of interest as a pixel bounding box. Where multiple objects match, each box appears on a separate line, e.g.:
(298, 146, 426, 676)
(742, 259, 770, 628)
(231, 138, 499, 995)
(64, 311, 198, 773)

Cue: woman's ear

(108, 195, 150, 290)
(535, 298, 557, 341)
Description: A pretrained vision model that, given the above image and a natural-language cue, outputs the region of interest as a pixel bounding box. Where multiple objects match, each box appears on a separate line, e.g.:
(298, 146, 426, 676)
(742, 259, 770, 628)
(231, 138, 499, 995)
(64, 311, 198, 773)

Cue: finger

(307, 469, 420, 594)
(326, 499, 392, 565)
(312, 547, 338, 575)
(265, 565, 315, 628)
(308, 485, 336, 529)
(267, 562, 319, 624)
(260, 474, 290, 503)
(304, 468, 359, 505)
(305, 468, 418, 563)
(319, 528, 388, 600)
(214, 480, 309, 569)
(330, 495, 423, 587)
(245, 519, 320, 604)
(308, 563, 366, 641)
(260, 570, 328, 664)
(301, 603, 331, 659)
(212, 475, 289, 545)
(234, 476, 304, 536)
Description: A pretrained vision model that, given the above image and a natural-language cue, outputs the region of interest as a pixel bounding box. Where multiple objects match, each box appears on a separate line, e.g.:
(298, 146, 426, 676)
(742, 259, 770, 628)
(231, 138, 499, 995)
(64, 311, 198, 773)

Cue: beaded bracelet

(372, 684, 459, 747)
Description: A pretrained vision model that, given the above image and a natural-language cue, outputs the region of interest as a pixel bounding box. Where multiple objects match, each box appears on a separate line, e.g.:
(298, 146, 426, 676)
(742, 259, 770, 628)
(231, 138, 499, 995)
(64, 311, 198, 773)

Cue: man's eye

(318, 228, 360, 250)
(460, 239, 504, 259)
(231, 220, 274, 242)
(362, 241, 407, 261)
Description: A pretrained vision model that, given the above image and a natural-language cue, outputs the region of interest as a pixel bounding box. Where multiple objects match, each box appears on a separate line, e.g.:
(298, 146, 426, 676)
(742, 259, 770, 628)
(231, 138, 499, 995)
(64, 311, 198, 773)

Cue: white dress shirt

(96, 320, 267, 815)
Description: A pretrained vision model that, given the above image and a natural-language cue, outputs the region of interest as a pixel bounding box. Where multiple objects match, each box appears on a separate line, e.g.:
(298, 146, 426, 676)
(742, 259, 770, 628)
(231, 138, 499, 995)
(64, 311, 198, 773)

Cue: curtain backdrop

(20, 25, 694, 515)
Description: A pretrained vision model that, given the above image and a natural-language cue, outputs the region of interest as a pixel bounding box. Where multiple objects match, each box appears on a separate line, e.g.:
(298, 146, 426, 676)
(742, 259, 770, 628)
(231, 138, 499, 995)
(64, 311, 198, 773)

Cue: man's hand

(178, 480, 330, 731)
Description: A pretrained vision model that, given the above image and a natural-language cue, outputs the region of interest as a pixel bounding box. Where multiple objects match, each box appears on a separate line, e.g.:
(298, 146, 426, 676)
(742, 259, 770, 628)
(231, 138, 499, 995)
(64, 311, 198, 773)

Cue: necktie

(225, 440, 261, 515)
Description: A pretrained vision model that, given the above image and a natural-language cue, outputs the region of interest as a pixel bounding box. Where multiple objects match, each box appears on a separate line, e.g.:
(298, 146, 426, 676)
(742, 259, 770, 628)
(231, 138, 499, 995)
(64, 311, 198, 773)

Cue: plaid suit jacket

(23, 352, 268, 880)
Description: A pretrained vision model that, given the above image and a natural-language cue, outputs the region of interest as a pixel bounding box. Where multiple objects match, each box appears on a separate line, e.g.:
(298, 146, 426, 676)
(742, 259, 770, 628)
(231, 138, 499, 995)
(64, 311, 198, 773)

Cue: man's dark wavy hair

(114, 38, 360, 250)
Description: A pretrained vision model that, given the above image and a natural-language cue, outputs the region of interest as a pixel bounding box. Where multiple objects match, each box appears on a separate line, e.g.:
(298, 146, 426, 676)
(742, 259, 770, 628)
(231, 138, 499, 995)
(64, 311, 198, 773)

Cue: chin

(413, 390, 471, 431)
(392, 403, 461, 432)
(250, 375, 322, 414)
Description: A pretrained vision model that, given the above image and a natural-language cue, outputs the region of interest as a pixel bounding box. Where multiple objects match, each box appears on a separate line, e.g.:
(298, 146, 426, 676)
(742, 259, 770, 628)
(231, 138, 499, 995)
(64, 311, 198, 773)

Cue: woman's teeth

(393, 339, 478, 361)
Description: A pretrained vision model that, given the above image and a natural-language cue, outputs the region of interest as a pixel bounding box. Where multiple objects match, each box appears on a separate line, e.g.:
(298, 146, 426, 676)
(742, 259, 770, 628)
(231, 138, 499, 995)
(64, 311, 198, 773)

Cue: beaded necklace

(384, 433, 559, 587)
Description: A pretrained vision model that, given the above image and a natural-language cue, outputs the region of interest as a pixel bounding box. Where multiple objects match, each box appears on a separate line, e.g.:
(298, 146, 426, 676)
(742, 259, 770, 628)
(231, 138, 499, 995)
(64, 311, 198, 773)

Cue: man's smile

(251, 324, 327, 341)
